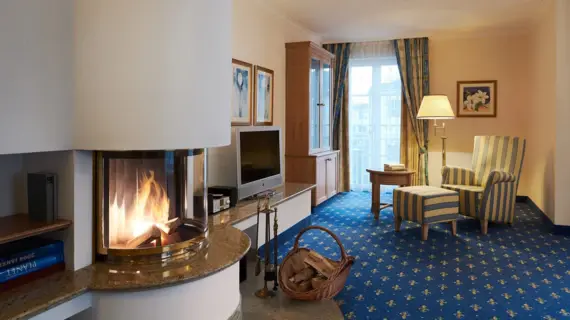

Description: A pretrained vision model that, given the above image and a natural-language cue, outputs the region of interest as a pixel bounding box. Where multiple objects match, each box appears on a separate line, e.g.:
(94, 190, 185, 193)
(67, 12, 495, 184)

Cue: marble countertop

(0, 183, 315, 320)
(209, 182, 315, 227)
(0, 224, 250, 320)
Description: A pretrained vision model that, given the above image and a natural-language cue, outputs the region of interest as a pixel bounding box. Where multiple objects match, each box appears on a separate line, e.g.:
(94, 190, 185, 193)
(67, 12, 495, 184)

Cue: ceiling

(266, 0, 547, 42)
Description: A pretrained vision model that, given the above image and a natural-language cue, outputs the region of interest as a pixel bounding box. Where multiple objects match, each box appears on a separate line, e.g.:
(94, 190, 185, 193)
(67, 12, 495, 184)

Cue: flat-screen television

(235, 126, 283, 199)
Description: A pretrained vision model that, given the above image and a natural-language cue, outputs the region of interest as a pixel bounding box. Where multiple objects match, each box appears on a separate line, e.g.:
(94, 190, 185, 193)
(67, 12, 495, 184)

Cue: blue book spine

(0, 254, 64, 283)
(0, 241, 63, 271)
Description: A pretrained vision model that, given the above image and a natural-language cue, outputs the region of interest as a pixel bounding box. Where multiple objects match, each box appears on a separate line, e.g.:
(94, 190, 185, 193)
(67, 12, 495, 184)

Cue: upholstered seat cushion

(441, 184, 483, 218)
(393, 186, 459, 224)
(441, 184, 483, 193)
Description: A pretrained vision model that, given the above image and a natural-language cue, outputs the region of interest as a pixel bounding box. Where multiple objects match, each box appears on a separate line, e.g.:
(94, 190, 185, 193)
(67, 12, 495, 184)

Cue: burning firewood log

(160, 218, 182, 235)
(126, 225, 162, 249)
(158, 228, 183, 246)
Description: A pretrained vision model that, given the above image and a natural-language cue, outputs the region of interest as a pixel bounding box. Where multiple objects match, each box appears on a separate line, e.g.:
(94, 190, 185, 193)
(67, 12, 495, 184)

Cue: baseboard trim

(258, 215, 312, 256)
(519, 196, 570, 234)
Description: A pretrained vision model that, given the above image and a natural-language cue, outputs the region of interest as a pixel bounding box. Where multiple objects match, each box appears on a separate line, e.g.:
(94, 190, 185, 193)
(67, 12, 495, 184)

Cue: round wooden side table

(366, 169, 415, 220)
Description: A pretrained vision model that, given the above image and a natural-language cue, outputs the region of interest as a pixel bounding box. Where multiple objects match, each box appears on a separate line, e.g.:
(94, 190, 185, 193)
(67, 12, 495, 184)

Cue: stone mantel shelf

(0, 225, 250, 320)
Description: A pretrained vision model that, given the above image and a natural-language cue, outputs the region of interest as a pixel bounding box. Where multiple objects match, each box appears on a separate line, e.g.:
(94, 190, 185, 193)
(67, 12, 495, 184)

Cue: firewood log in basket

(278, 226, 355, 301)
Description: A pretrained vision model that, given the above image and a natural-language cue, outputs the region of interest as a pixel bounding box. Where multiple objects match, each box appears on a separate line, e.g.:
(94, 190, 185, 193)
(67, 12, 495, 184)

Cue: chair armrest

(441, 166, 476, 185)
(484, 170, 517, 188)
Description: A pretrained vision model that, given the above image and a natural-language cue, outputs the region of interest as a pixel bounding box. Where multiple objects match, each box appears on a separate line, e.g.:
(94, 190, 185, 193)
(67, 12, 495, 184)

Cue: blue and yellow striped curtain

(393, 38, 430, 186)
(324, 43, 351, 192)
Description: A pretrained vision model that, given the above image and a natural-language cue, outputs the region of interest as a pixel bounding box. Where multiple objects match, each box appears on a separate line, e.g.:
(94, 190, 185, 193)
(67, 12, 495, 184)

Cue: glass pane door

(348, 59, 402, 192)
(321, 62, 331, 150)
(309, 58, 321, 150)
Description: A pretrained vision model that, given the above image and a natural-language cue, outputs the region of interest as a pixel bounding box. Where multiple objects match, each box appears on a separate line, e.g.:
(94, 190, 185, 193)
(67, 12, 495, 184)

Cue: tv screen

(239, 130, 281, 185)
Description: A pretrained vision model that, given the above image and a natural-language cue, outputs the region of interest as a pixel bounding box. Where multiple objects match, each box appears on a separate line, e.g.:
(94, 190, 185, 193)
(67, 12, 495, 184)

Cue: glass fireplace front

(95, 150, 208, 263)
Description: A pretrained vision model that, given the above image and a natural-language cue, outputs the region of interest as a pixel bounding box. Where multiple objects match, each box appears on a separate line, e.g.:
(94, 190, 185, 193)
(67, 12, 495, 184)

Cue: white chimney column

(74, 0, 232, 150)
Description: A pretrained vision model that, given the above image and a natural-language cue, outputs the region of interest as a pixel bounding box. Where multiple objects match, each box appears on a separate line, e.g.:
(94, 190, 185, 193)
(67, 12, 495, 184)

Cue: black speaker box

(27, 172, 57, 222)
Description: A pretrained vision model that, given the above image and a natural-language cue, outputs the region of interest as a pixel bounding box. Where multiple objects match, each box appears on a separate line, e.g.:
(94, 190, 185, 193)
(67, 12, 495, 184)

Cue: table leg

(371, 182, 380, 220)
(394, 215, 402, 232)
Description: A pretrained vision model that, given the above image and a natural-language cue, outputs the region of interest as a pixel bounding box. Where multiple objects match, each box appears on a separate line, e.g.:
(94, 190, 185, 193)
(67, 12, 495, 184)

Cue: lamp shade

(74, 0, 232, 150)
(417, 95, 455, 119)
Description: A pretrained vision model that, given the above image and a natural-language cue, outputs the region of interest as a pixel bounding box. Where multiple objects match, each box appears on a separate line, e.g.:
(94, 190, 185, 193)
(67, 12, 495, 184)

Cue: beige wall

(526, 1, 557, 221)
(427, 34, 531, 191)
(554, 0, 570, 225)
(209, 0, 321, 185)
(232, 0, 321, 132)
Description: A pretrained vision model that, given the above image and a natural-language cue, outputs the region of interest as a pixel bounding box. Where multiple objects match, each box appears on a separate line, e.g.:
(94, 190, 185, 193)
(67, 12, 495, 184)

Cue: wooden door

(315, 156, 328, 205)
(325, 153, 338, 198)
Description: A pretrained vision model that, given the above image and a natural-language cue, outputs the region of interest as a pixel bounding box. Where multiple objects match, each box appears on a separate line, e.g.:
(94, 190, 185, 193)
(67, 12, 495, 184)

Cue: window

(349, 57, 402, 191)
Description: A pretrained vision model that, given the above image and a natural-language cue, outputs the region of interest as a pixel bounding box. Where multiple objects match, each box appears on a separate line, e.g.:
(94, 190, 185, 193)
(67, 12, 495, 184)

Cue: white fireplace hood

(73, 0, 232, 150)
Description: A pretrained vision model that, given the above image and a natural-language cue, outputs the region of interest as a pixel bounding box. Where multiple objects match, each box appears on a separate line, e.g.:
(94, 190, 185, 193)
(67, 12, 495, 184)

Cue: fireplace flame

(109, 171, 170, 247)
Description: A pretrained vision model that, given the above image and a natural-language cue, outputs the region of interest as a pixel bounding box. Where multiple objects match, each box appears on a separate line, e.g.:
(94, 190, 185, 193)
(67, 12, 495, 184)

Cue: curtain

(348, 41, 402, 191)
(323, 43, 351, 192)
(393, 38, 430, 186)
(351, 41, 395, 59)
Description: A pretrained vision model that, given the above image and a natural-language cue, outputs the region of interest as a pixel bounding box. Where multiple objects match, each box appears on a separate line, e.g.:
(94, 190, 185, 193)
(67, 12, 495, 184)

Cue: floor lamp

(416, 95, 455, 166)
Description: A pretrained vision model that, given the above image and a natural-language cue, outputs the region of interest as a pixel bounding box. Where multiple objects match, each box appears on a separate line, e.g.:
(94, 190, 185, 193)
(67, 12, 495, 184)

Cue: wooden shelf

(0, 214, 72, 245)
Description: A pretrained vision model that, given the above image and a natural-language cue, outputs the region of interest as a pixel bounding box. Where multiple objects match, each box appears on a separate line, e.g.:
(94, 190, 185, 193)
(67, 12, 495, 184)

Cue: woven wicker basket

(278, 226, 355, 301)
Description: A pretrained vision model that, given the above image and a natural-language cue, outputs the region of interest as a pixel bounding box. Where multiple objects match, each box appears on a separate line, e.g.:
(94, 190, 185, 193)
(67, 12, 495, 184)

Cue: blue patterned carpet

(276, 192, 570, 319)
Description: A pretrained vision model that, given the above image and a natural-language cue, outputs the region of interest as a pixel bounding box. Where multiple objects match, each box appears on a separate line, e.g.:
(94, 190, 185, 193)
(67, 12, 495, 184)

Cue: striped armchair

(441, 136, 526, 234)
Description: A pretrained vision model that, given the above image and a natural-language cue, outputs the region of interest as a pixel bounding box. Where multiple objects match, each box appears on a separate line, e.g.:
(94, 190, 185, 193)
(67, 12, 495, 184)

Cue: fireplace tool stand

(254, 193, 279, 299)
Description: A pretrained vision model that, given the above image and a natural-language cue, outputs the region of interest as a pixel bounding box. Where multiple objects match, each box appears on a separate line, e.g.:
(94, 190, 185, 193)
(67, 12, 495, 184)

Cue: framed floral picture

(254, 65, 274, 126)
(231, 59, 253, 126)
(457, 80, 497, 117)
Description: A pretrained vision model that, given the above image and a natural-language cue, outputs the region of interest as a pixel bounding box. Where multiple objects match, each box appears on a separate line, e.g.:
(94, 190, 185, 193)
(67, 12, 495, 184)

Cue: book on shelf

(0, 253, 64, 283)
(384, 164, 406, 171)
(0, 239, 63, 270)
(1, 263, 65, 291)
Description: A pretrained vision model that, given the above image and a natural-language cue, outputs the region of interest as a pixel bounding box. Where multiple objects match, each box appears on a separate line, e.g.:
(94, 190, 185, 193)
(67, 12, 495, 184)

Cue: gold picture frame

(456, 80, 497, 117)
(253, 65, 274, 126)
(231, 59, 253, 126)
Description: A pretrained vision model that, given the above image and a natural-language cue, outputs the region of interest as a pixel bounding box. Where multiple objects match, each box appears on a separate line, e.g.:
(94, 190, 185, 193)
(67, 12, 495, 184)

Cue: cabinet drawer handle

(317, 103, 325, 106)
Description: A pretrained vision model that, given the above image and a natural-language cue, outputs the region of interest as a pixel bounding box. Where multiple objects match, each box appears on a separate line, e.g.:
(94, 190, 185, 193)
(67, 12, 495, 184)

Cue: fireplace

(94, 150, 208, 263)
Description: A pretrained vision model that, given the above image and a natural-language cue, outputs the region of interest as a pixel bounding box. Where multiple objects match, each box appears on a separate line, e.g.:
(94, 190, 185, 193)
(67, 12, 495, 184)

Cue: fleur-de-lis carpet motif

(274, 192, 570, 319)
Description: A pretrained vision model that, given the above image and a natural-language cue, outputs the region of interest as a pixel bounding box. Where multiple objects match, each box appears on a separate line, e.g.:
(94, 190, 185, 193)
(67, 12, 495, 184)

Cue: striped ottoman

(393, 186, 459, 240)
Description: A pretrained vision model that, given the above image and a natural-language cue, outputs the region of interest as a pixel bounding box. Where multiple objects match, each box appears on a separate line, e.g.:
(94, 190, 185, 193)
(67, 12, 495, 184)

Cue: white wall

(21, 151, 92, 270)
(0, 0, 73, 154)
(0, 154, 24, 217)
(554, 0, 570, 225)
(71, 151, 94, 270)
(0, 151, 92, 270)
(74, 0, 232, 151)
